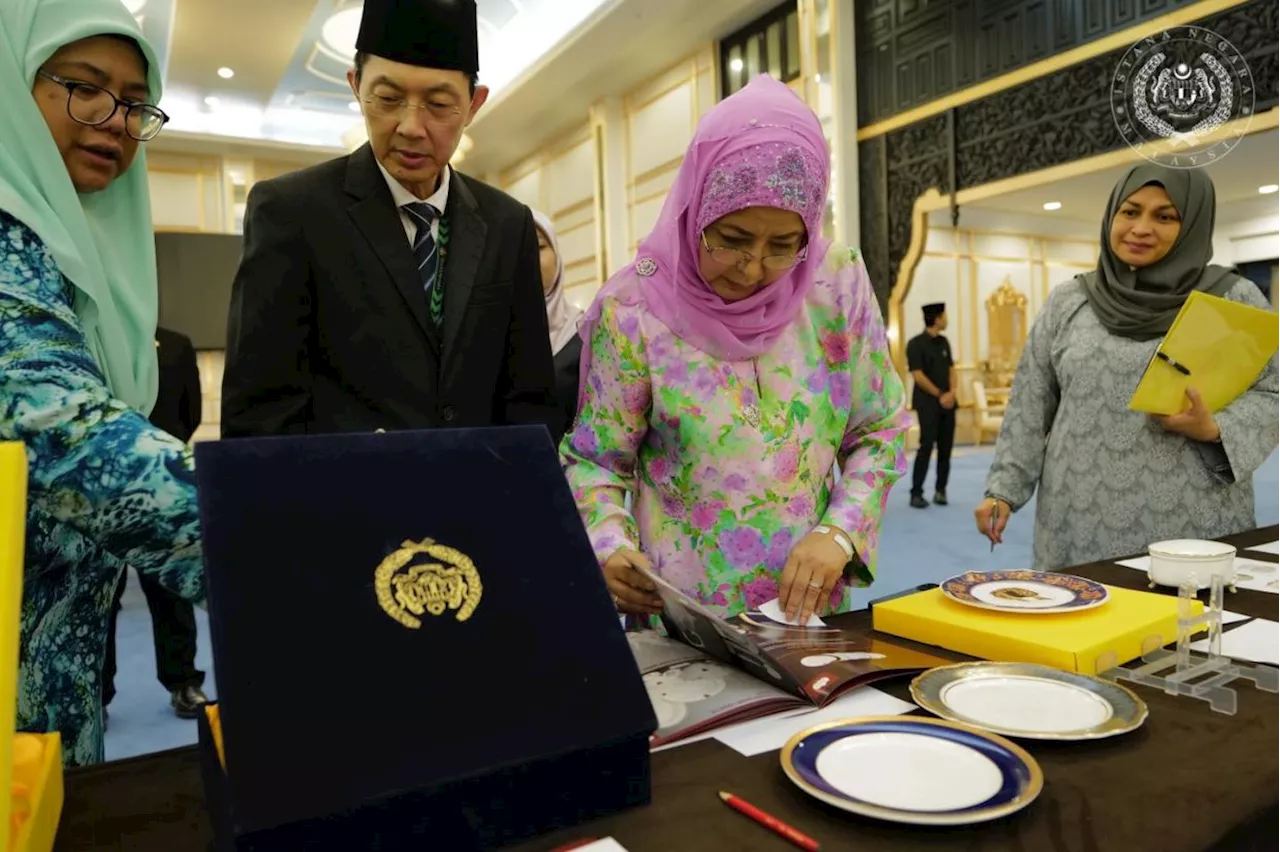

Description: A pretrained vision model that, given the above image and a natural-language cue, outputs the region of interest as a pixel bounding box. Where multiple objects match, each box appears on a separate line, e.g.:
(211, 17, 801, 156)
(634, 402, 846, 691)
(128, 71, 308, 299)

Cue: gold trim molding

(857, 0, 1249, 142)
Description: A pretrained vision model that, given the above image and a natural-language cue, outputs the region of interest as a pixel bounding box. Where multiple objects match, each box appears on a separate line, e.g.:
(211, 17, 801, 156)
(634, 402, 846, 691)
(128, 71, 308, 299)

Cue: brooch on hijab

(636, 258, 657, 277)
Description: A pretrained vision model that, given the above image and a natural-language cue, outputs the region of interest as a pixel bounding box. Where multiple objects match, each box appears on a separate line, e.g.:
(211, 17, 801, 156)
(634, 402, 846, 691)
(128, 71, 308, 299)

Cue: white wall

(1213, 195, 1280, 266)
(502, 125, 601, 305)
(498, 47, 719, 312)
(905, 209, 1096, 368)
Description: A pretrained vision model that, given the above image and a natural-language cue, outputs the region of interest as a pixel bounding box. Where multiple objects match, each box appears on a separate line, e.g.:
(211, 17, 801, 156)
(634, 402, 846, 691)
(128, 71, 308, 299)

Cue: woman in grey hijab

(973, 164, 1277, 569)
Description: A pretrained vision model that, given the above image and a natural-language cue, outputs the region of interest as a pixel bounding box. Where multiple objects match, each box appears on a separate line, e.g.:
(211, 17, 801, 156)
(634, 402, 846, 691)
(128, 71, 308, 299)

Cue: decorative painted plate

(941, 570, 1109, 614)
(911, 662, 1148, 741)
(781, 716, 1042, 825)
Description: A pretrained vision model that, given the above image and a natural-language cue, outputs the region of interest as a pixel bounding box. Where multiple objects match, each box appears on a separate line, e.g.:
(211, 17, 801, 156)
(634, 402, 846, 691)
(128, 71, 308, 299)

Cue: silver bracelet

(813, 525, 854, 562)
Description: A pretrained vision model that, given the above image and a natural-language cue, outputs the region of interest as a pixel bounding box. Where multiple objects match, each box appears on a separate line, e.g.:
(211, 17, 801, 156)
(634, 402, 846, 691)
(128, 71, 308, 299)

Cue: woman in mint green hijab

(0, 0, 205, 765)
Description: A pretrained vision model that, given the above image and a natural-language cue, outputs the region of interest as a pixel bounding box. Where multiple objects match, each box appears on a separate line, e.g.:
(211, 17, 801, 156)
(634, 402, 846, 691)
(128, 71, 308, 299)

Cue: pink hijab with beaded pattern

(577, 74, 830, 395)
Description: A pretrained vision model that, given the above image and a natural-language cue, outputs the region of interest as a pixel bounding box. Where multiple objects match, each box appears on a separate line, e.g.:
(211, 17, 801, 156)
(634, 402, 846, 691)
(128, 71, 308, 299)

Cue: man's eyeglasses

(361, 95, 462, 124)
(37, 70, 168, 142)
(700, 230, 807, 271)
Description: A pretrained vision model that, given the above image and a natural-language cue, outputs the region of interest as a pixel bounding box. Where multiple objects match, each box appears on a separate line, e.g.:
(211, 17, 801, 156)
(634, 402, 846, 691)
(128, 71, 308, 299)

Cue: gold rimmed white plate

(911, 662, 1148, 741)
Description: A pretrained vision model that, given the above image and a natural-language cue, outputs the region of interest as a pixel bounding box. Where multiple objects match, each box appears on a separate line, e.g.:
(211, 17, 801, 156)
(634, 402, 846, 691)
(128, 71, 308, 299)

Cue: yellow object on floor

(205, 703, 226, 769)
(9, 733, 63, 852)
(872, 584, 1201, 674)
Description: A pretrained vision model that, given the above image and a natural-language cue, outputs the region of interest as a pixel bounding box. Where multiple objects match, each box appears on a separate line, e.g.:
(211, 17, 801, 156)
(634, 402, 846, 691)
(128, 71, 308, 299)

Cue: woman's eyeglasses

(700, 230, 807, 271)
(361, 95, 463, 124)
(37, 70, 168, 141)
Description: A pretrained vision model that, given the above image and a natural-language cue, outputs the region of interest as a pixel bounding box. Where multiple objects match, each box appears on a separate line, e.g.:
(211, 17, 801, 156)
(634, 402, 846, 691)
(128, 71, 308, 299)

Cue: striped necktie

(405, 202, 440, 309)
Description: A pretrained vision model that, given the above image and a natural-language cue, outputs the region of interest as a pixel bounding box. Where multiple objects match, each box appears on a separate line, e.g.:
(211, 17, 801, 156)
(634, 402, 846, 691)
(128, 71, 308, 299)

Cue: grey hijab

(1079, 164, 1238, 341)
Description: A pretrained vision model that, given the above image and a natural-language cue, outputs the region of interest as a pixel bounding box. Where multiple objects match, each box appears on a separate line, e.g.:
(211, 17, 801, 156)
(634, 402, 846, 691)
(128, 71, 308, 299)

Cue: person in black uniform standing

(906, 303, 957, 509)
(102, 326, 207, 721)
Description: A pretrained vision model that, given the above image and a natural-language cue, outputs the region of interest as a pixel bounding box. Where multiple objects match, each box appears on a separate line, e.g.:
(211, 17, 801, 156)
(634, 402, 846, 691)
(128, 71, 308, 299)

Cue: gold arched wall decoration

(886, 188, 944, 378)
(885, 108, 1279, 381)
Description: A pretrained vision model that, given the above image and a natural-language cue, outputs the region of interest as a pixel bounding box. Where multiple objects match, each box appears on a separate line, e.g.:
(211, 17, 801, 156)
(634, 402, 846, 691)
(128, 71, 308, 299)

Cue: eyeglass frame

(360, 94, 465, 125)
(35, 70, 169, 141)
(699, 229, 808, 271)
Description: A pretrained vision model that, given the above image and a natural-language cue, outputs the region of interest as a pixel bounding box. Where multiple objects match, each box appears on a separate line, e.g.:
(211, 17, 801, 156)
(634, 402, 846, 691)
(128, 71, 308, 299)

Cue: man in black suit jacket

(221, 0, 556, 438)
(103, 327, 208, 721)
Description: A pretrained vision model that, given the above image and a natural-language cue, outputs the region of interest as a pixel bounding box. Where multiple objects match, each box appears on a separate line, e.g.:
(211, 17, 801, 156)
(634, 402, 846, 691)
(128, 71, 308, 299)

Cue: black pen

(1156, 351, 1191, 376)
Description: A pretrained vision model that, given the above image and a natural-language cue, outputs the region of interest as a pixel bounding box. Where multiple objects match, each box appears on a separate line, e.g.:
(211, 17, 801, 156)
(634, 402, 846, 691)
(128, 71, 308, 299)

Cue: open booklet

(630, 568, 952, 747)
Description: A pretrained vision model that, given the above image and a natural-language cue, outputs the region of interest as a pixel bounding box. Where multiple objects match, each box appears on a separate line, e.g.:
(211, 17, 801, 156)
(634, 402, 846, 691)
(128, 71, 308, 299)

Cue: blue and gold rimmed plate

(780, 716, 1042, 825)
(941, 570, 1109, 614)
(911, 662, 1148, 741)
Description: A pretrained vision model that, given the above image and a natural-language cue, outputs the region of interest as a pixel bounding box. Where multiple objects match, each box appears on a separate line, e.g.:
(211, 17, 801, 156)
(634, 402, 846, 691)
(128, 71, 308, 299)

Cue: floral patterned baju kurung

(0, 211, 205, 765)
(562, 245, 909, 617)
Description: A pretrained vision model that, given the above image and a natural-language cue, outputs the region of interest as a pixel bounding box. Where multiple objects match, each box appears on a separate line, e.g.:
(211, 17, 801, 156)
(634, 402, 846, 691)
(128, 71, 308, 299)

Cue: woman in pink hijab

(561, 76, 909, 626)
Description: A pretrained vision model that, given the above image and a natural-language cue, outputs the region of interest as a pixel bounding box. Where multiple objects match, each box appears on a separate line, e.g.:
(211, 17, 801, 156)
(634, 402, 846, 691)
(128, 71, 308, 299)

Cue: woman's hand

(974, 497, 1011, 545)
(1157, 388, 1221, 443)
(602, 549, 664, 616)
(779, 529, 849, 625)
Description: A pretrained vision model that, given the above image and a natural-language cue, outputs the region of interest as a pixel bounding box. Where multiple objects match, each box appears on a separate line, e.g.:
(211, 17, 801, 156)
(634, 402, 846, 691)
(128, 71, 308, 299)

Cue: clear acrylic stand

(1097, 573, 1278, 715)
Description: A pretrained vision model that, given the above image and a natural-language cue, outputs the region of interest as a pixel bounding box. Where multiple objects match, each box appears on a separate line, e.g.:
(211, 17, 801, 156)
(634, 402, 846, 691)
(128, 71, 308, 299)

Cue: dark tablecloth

(55, 527, 1280, 852)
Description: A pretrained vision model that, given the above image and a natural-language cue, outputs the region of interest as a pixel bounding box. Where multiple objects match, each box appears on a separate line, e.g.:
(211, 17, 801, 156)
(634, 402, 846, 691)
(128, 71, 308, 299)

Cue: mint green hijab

(0, 0, 163, 414)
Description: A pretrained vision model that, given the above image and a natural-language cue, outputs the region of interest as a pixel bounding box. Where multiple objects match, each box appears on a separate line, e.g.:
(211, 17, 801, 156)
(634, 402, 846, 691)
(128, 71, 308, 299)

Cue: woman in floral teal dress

(562, 75, 908, 627)
(0, 0, 204, 765)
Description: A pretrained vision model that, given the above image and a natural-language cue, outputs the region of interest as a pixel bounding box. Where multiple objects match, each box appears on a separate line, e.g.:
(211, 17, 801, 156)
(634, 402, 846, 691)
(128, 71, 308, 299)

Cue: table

(55, 527, 1280, 852)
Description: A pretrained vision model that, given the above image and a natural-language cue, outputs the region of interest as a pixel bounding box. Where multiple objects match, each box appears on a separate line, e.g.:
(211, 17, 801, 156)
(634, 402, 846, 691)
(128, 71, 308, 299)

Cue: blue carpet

(103, 447, 1279, 761)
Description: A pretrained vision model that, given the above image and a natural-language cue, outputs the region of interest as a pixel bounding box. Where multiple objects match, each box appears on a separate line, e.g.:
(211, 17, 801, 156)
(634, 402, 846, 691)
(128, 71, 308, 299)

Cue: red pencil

(719, 791, 820, 851)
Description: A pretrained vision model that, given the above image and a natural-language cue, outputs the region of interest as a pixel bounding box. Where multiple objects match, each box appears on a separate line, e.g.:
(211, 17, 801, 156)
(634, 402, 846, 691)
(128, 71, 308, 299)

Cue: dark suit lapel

(441, 173, 487, 364)
(344, 145, 438, 348)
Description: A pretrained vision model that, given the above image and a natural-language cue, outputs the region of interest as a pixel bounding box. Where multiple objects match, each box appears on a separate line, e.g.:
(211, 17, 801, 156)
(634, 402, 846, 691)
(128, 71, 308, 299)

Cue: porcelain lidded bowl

(1146, 539, 1236, 590)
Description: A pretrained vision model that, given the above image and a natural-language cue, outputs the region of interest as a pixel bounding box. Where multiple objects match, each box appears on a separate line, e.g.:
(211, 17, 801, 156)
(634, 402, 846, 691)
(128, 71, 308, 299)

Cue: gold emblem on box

(374, 539, 482, 628)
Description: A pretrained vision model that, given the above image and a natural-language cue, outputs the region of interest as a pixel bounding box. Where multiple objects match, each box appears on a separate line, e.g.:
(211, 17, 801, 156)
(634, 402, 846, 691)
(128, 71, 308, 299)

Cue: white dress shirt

(376, 161, 452, 247)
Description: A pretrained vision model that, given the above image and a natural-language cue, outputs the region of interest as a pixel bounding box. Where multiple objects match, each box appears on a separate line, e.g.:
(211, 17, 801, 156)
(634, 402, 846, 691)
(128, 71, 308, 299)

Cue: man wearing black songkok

(223, 0, 557, 438)
(906, 303, 956, 508)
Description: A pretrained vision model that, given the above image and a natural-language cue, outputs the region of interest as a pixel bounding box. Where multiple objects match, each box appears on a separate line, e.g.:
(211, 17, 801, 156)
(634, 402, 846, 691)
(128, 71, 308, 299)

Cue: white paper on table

(1190, 618, 1280, 666)
(1245, 540, 1280, 555)
(712, 687, 915, 757)
(1234, 558, 1280, 594)
(1114, 556, 1280, 594)
(561, 840, 630, 852)
(758, 598, 827, 627)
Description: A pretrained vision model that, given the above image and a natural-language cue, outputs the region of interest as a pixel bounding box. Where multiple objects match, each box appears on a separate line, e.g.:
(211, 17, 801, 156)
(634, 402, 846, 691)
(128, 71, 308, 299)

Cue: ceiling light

(121, 0, 147, 13)
(1259, 184, 1278, 195)
(1042, 201, 1062, 211)
(204, 96, 219, 107)
(814, 73, 822, 83)
(228, 171, 246, 186)
(322, 8, 364, 60)
(729, 58, 744, 73)
(217, 67, 234, 80)
(348, 101, 361, 112)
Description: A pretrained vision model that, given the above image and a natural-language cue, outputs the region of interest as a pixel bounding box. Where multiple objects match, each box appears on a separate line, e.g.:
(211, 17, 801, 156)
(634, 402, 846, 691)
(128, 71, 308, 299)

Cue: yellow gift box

(3, 442, 64, 851)
(872, 585, 1201, 674)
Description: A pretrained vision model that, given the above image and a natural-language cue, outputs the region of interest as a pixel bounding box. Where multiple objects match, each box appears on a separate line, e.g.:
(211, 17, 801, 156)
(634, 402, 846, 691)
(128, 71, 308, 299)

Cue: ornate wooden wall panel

(857, 0, 1279, 310)
(855, 0, 1197, 127)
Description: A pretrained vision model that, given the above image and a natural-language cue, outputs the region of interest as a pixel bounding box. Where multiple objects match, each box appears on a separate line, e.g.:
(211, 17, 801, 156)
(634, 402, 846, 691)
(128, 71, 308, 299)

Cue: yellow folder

(2, 442, 28, 845)
(1129, 290, 1279, 416)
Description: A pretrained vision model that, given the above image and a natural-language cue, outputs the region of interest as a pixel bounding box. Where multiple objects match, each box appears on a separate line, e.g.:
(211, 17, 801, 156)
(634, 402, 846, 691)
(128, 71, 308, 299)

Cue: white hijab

(531, 208, 582, 354)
